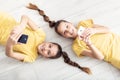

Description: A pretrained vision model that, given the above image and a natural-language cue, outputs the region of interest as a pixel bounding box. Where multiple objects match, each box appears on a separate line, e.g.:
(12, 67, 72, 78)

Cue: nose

(43, 50, 48, 55)
(45, 47, 49, 50)
(66, 27, 71, 34)
(43, 47, 49, 54)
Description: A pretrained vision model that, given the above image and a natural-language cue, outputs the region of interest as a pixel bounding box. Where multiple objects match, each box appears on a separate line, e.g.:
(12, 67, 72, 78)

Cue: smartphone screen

(18, 34, 28, 44)
(77, 26, 85, 36)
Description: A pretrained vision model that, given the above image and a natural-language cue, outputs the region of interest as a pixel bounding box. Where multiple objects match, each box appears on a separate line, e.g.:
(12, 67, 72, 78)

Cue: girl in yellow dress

(0, 11, 91, 74)
(27, 3, 120, 69)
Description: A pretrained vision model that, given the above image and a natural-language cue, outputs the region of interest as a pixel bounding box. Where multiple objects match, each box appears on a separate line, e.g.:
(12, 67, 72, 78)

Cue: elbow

(97, 55, 104, 60)
(5, 52, 13, 57)
(21, 15, 29, 20)
(21, 15, 28, 18)
(106, 27, 111, 32)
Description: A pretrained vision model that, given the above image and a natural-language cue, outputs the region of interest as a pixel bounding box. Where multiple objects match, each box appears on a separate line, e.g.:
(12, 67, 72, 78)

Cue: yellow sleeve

(35, 28, 46, 42)
(72, 38, 87, 57)
(77, 19, 94, 29)
(23, 55, 36, 62)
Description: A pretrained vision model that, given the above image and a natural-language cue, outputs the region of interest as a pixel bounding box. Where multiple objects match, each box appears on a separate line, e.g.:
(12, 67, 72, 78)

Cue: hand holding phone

(18, 34, 28, 44)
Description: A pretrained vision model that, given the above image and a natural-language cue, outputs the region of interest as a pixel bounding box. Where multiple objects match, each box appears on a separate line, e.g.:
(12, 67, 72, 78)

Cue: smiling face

(57, 21, 77, 38)
(37, 42, 59, 58)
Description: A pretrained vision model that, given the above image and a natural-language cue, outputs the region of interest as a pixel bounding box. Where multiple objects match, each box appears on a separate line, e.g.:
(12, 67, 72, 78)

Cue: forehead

(57, 22, 66, 33)
(46, 42, 58, 50)
(50, 43, 59, 55)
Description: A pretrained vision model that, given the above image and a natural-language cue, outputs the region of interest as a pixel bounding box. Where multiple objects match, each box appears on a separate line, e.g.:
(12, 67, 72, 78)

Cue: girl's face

(38, 42, 58, 58)
(57, 22, 77, 38)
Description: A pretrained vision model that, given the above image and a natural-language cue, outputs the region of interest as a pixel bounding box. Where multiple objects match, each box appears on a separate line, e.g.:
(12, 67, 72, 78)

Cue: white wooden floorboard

(0, 0, 120, 80)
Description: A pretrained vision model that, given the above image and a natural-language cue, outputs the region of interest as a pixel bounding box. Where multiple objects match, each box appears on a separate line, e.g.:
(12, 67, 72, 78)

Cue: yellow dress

(0, 12, 46, 62)
(72, 19, 120, 69)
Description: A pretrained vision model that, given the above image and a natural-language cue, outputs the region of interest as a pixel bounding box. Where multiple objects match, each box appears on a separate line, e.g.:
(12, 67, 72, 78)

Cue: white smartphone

(77, 26, 85, 36)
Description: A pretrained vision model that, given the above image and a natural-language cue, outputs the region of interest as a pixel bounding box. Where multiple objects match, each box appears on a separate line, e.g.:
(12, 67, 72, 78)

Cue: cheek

(39, 50, 45, 57)
(66, 33, 71, 37)
(42, 52, 49, 57)
(41, 52, 46, 56)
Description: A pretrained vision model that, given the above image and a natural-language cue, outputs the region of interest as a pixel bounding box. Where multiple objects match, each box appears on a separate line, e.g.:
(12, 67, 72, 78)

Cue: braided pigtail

(62, 52, 92, 74)
(26, 3, 56, 27)
(49, 43, 92, 74)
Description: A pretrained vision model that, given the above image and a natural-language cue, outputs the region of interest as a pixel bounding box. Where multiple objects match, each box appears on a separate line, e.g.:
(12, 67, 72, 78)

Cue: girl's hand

(7, 25, 23, 45)
(78, 35, 92, 46)
(81, 28, 96, 39)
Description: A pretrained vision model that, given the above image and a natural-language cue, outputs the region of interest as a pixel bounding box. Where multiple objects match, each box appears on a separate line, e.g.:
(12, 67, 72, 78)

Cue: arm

(81, 44, 104, 60)
(20, 15, 39, 30)
(79, 35, 104, 60)
(5, 15, 38, 61)
(6, 43, 26, 61)
(80, 24, 110, 42)
(92, 24, 111, 34)
(81, 24, 111, 41)
(5, 27, 26, 61)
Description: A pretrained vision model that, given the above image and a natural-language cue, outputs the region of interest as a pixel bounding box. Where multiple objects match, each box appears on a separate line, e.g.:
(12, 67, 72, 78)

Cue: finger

(15, 32, 23, 41)
(85, 28, 92, 35)
(8, 34, 17, 44)
(77, 35, 82, 40)
(80, 36, 84, 41)
(10, 30, 17, 35)
(10, 34, 16, 41)
(17, 42, 23, 45)
(82, 28, 89, 35)
(83, 37, 86, 42)
(11, 32, 22, 43)
(86, 36, 89, 43)
(82, 30, 90, 39)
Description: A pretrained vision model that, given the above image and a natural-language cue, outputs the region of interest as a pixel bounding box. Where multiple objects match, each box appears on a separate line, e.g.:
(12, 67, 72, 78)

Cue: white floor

(0, 0, 120, 80)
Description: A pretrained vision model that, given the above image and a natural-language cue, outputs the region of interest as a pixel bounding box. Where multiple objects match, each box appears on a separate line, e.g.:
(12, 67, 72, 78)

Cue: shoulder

(35, 28, 46, 37)
(77, 19, 94, 28)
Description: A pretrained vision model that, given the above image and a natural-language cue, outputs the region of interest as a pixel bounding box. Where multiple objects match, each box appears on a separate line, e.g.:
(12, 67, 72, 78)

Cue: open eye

(63, 25, 68, 35)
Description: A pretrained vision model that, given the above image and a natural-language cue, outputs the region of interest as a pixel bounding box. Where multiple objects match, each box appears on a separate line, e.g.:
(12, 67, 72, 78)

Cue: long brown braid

(26, 3, 56, 27)
(50, 43, 92, 75)
(62, 52, 92, 74)
(26, 3, 67, 36)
